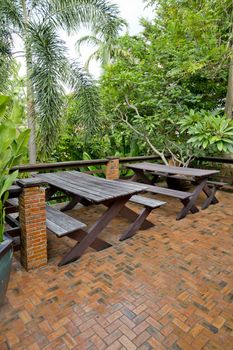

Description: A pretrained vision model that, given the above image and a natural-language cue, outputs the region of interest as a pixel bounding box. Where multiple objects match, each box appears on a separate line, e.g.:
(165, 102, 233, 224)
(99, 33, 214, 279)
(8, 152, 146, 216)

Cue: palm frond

(67, 62, 102, 133)
(28, 21, 67, 159)
(48, 0, 122, 38)
(76, 35, 102, 54)
(0, 18, 13, 92)
(75, 16, 127, 68)
(0, 0, 23, 30)
(84, 50, 100, 70)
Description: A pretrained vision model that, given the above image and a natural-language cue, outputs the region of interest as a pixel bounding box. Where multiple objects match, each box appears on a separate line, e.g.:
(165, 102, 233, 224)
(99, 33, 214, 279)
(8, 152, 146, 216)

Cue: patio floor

(0, 191, 233, 350)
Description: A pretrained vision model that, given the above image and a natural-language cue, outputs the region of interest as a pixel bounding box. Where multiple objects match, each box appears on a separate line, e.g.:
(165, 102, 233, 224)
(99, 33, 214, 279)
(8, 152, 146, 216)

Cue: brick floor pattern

(0, 192, 232, 350)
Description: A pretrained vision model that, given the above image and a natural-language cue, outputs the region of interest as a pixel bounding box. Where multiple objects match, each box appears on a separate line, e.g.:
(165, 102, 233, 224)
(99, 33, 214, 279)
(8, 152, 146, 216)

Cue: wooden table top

(37, 171, 148, 203)
(126, 162, 219, 178)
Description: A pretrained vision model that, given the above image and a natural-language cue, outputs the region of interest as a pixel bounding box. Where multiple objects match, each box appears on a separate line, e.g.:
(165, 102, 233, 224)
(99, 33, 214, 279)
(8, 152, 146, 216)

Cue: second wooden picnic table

(125, 162, 220, 220)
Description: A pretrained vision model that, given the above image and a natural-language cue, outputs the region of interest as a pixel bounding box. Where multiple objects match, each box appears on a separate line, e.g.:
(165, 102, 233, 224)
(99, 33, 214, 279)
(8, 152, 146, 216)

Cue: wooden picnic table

(37, 171, 165, 265)
(125, 162, 220, 219)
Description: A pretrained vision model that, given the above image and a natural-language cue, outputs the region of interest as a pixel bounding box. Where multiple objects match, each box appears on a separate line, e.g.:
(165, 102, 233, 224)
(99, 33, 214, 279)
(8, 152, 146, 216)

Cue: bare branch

(116, 101, 169, 165)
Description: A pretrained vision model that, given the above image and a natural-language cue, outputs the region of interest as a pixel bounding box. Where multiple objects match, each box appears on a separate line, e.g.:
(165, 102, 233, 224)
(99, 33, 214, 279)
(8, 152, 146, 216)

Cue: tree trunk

(21, 0, 37, 163)
(225, 53, 233, 119)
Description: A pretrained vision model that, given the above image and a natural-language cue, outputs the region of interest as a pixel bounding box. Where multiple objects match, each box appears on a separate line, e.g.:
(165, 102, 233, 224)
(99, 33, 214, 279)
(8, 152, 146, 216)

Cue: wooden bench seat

(118, 180, 193, 199)
(117, 179, 196, 220)
(134, 184, 196, 220)
(142, 184, 193, 199)
(129, 195, 166, 209)
(46, 206, 112, 266)
(7, 198, 19, 206)
(46, 205, 86, 237)
(207, 180, 227, 188)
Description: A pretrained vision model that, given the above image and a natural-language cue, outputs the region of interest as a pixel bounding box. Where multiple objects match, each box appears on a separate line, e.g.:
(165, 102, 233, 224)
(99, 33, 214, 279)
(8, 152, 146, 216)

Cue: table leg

(176, 179, 207, 220)
(61, 196, 81, 211)
(180, 198, 199, 214)
(131, 169, 154, 184)
(45, 187, 58, 201)
(119, 207, 152, 241)
(202, 184, 219, 209)
(118, 206, 154, 229)
(58, 196, 130, 266)
(67, 230, 112, 251)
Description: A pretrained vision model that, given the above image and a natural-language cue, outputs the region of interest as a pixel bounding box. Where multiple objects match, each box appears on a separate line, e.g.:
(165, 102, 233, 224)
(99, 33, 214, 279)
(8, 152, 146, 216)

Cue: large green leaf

(0, 171, 18, 199)
(0, 95, 10, 118)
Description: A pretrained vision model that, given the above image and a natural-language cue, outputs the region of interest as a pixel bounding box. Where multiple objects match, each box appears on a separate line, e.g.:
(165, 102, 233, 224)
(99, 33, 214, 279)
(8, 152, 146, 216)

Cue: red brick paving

(0, 191, 232, 349)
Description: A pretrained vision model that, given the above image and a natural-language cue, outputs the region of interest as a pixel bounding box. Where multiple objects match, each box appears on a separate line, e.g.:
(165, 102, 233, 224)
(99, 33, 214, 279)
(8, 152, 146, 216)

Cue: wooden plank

(207, 180, 227, 187)
(38, 171, 147, 203)
(8, 185, 22, 198)
(64, 171, 130, 197)
(38, 173, 104, 202)
(66, 171, 148, 194)
(145, 185, 193, 199)
(41, 172, 117, 201)
(46, 206, 86, 237)
(126, 162, 219, 177)
(7, 198, 19, 206)
(129, 195, 166, 209)
(60, 170, 146, 193)
(118, 180, 193, 199)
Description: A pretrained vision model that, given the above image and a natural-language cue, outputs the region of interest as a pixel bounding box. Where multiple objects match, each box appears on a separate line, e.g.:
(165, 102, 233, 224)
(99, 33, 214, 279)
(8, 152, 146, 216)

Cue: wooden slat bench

(129, 195, 166, 208)
(202, 181, 227, 209)
(135, 184, 197, 220)
(119, 195, 166, 241)
(46, 205, 86, 237)
(5, 198, 19, 212)
(46, 206, 112, 266)
(118, 180, 195, 220)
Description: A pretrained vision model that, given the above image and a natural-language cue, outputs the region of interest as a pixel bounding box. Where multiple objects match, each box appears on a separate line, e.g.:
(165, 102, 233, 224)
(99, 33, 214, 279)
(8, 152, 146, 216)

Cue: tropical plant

(0, 0, 123, 162)
(179, 110, 233, 153)
(146, 0, 233, 119)
(99, 0, 233, 162)
(0, 95, 30, 242)
(76, 18, 128, 71)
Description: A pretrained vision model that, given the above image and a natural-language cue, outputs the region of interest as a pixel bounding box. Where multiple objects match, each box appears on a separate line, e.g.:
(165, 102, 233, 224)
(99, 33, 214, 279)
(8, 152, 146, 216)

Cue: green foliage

(0, 95, 30, 242)
(179, 110, 233, 153)
(99, 0, 232, 161)
(0, 0, 124, 160)
(76, 17, 128, 70)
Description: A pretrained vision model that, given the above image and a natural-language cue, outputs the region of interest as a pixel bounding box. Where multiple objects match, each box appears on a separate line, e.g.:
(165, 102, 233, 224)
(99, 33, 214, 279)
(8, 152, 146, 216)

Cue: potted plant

(0, 95, 30, 306)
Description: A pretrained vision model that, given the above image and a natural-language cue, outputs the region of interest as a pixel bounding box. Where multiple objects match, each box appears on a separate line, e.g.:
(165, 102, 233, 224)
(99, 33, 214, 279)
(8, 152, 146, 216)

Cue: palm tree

(0, 0, 122, 162)
(76, 18, 128, 70)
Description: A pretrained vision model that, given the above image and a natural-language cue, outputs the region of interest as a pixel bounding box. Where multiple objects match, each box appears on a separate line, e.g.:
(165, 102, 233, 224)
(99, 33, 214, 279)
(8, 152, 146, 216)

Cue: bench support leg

(180, 198, 199, 214)
(202, 185, 219, 209)
(118, 206, 154, 229)
(176, 179, 207, 220)
(58, 196, 130, 266)
(60, 196, 80, 211)
(119, 207, 152, 241)
(67, 230, 112, 251)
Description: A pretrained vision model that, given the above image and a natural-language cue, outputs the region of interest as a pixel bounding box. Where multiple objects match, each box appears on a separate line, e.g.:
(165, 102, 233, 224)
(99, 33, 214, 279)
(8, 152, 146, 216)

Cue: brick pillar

(17, 178, 47, 271)
(105, 157, 119, 180)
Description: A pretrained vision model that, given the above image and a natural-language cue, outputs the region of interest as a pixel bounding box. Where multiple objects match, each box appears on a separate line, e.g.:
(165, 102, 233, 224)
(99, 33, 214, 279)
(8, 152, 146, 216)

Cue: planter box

(0, 235, 13, 306)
